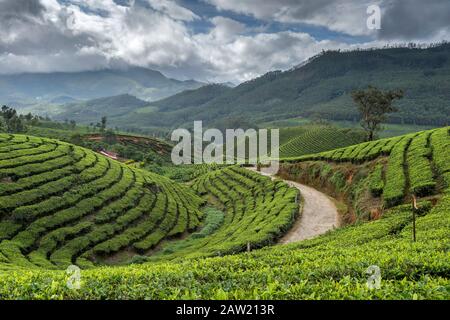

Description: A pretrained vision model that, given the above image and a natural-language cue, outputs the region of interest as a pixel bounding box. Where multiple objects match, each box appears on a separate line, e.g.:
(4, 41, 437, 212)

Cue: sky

(0, 0, 449, 83)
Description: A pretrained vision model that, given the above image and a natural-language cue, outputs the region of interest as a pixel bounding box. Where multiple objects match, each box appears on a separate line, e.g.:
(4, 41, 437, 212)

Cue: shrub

(369, 164, 384, 197)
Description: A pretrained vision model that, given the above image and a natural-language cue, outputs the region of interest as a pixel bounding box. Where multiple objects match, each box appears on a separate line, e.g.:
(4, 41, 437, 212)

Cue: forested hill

(153, 84, 232, 112)
(0, 67, 204, 104)
(54, 94, 149, 123)
(115, 43, 450, 129)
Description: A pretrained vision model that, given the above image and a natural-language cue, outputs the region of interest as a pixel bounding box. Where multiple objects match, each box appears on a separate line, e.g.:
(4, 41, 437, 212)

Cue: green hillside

(0, 134, 299, 268)
(149, 84, 232, 112)
(0, 127, 448, 299)
(101, 44, 450, 131)
(281, 127, 449, 212)
(0, 134, 205, 269)
(127, 166, 300, 263)
(2, 199, 448, 299)
(52, 85, 232, 128)
(279, 126, 365, 158)
(54, 94, 149, 123)
(0, 67, 204, 107)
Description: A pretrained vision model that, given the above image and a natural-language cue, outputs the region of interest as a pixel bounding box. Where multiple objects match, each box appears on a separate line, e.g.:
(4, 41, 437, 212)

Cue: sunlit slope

(150, 166, 299, 261)
(283, 127, 450, 207)
(0, 134, 203, 269)
(1, 188, 448, 299)
(279, 126, 364, 158)
(0, 129, 448, 299)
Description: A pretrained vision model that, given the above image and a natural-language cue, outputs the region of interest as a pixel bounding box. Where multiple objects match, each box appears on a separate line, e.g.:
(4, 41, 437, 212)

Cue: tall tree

(352, 86, 404, 141)
(1, 105, 17, 121)
(0, 105, 25, 133)
(101, 116, 107, 132)
(0, 116, 6, 132)
(7, 115, 25, 133)
(104, 129, 117, 145)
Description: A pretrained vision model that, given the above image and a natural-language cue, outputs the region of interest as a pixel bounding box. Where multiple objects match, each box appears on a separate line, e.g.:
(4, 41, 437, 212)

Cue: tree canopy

(352, 86, 404, 141)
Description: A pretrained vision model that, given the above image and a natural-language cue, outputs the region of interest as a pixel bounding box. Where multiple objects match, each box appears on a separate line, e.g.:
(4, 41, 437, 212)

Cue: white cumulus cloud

(0, 0, 448, 83)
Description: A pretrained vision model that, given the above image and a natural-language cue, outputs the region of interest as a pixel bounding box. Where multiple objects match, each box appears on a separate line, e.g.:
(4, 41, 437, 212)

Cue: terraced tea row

(152, 166, 299, 260)
(282, 134, 404, 163)
(2, 191, 448, 299)
(0, 129, 448, 299)
(283, 127, 449, 208)
(0, 134, 203, 269)
(279, 126, 364, 158)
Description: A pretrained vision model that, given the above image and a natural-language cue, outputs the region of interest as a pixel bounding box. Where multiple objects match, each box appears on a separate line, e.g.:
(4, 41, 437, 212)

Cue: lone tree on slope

(101, 116, 107, 132)
(352, 86, 404, 141)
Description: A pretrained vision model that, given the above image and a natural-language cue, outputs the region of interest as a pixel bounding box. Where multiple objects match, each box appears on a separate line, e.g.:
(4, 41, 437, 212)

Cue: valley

(0, 41, 449, 301)
(0, 125, 448, 299)
(110, 45, 450, 130)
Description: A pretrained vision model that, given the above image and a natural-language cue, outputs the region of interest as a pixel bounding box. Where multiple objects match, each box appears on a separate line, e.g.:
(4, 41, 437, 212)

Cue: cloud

(191, 30, 348, 82)
(0, 0, 47, 19)
(379, 0, 450, 41)
(208, 16, 246, 42)
(0, 0, 197, 74)
(205, 0, 450, 41)
(147, 0, 200, 21)
(0, 0, 449, 83)
(0, 0, 352, 82)
(205, 0, 377, 36)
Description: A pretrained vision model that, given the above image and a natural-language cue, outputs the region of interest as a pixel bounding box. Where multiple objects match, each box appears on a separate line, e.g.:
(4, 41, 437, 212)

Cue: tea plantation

(0, 134, 299, 269)
(0, 128, 448, 299)
(279, 126, 364, 158)
(283, 127, 449, 207)
(0, 134, 206, 269)
(150, 166, 298, 260)
(0, 194, 448, 299)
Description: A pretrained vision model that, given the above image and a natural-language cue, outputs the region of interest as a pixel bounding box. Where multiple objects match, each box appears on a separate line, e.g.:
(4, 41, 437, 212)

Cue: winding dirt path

(248, 167, 340, 243)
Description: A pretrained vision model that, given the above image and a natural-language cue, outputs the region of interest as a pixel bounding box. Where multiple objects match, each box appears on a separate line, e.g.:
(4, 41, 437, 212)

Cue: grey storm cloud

(0, 3, 95, 56)
(0, 0, 449, 82)
(378, 0, 450, 40)
(206, 0, 450, 39)
(206, 0, 336, 21)
(0, 0, 46, 20)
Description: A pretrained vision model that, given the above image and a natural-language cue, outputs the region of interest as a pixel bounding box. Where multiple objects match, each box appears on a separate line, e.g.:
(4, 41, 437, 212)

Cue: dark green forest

(83, 43, 450, 131)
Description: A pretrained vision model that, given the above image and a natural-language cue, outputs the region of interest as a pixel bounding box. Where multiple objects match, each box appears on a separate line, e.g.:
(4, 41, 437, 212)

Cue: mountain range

(54, 94, 150, 124)
(0, 67, 204, 107)
(139, 43, 450, 129)
(5, 44, 450, 131)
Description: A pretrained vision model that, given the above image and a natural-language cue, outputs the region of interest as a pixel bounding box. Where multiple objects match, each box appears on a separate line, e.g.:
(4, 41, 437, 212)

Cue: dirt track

(249, 167, 339, 243)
